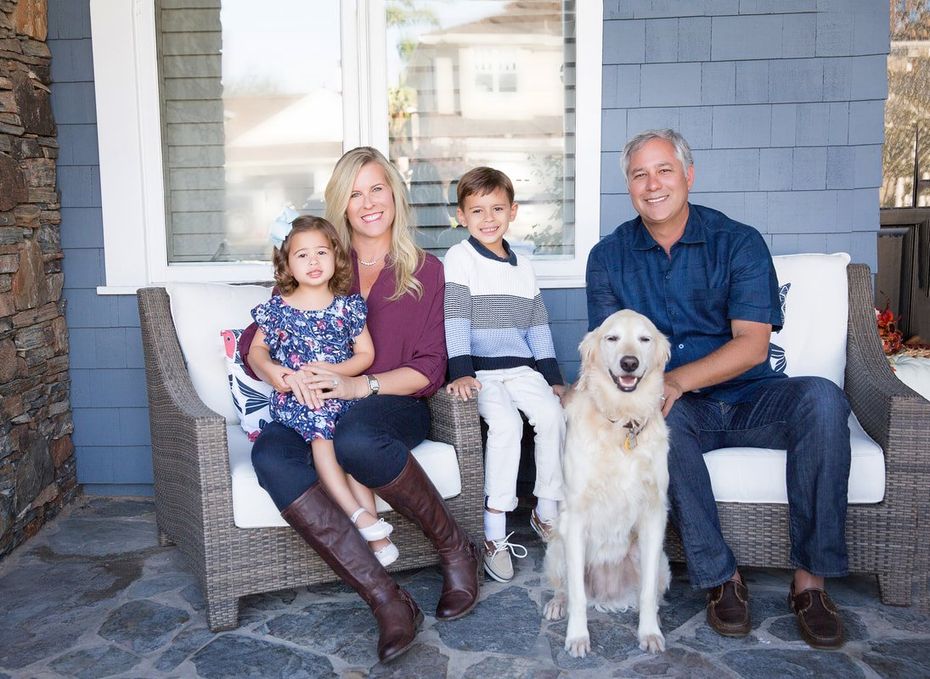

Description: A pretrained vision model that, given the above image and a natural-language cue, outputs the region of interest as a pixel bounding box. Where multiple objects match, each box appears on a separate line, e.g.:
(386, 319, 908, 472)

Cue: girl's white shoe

(351, 508, 394, 541)
(373, 540, 399, 567)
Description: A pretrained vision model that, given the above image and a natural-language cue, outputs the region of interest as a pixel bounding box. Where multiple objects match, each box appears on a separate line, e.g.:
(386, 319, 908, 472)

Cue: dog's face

(580, 310, 671, 392)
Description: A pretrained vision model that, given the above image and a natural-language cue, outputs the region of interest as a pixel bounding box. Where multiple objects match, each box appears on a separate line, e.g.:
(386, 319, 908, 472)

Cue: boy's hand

(551, 383, 568, 405)
(446, 376, 481, 401)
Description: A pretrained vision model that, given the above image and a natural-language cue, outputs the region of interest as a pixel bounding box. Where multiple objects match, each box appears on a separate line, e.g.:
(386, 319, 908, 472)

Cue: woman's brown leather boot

(281, 483, 423, 662)
(376, 456, 482, 620)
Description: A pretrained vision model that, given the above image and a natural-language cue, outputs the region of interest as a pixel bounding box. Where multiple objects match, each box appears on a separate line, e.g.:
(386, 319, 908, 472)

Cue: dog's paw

(543, 596, 566, 620)
(638, 631, 665, 654)
(565, 634, 591, 658)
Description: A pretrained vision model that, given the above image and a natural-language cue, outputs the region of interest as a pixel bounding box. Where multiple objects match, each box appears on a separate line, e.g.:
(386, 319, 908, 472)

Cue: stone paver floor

(1, 497, 929, 678)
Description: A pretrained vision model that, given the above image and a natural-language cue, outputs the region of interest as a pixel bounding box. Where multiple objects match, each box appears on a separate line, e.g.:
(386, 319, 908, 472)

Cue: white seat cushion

(228, 426, 463, 528)
(703, 413, 884, 504)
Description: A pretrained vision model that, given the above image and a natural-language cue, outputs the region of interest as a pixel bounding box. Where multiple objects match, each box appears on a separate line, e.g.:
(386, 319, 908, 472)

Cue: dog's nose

(620, 355, 639, 373)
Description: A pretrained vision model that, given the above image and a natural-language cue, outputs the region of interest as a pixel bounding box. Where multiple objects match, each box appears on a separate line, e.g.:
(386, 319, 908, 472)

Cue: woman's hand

(298, 364, 370, 401)
(283, 371, 324, 410)
(446, 376, 481, 401)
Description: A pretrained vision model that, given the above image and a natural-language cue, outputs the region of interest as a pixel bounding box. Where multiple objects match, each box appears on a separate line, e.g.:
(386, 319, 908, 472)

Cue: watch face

(368, 375, 380, 394)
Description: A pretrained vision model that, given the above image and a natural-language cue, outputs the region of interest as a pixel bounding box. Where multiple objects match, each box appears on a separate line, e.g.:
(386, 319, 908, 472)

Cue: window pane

(156, 1, 342, 263)
(385, 0, 575, 258)
(882, 4, 930, 209)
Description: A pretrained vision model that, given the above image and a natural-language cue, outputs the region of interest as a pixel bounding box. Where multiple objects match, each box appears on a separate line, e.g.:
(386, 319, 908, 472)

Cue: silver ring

(332, 379, 338, 387)
(660, 396, 667, 402)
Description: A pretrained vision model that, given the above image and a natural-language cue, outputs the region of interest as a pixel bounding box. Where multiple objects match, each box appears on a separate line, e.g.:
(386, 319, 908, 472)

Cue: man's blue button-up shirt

(586, 203, 785, 404)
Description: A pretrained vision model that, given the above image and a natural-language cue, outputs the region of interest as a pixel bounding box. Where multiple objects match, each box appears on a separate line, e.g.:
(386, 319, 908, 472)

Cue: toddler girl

(249, 216, 398, 566)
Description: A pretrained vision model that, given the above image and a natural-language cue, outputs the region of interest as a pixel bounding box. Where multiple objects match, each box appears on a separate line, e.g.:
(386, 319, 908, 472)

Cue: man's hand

(446, 376, 481, 401)
(552, 383, 568, 405)
(661, 377, 684, 417)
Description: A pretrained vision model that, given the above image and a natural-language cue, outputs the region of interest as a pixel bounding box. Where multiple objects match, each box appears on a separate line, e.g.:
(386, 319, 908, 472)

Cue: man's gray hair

(621, 129, 694, 182)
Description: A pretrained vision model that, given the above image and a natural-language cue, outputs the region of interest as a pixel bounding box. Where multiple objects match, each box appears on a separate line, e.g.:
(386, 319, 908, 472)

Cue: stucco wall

(50, 0, 888, 494)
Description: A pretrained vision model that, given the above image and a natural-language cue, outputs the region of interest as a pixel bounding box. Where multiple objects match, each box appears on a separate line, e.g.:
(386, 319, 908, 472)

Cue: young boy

(443, 166, 566, 583)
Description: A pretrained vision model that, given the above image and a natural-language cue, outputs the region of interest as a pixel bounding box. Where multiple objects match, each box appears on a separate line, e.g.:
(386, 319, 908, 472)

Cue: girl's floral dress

(251, 294, 367, 441)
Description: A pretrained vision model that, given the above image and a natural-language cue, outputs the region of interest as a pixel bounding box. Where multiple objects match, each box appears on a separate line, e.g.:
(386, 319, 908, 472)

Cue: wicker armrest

(137, 287, 233, 532)
(844, 264, 930, 471)
(427, 387, 484, 508)
(427, 387, 481, 457)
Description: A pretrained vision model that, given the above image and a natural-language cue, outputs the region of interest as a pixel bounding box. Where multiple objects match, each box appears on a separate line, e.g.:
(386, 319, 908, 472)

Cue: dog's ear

(654, 330, 672, 370)
(577, 328, 600, 388)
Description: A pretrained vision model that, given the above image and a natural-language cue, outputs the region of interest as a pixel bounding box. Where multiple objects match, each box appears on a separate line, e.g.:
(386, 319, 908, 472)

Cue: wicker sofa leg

(876, 571, 912, 607)
(206, 593, 241, 632)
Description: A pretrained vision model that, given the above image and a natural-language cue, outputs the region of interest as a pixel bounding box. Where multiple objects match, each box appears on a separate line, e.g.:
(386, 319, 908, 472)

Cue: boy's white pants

(475, 366, 565, 512)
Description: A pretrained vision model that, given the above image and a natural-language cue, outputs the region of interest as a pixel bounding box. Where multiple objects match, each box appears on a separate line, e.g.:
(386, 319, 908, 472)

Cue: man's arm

(585, 245, 622, 331)
(661, 318, 771, 416)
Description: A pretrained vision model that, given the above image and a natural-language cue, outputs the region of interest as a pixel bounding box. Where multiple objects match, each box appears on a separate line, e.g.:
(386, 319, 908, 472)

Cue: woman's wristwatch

(366, 374, 380, 396)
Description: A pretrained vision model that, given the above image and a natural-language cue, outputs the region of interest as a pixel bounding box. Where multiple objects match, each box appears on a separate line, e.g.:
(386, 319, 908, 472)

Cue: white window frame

(89, 0, 601, 293)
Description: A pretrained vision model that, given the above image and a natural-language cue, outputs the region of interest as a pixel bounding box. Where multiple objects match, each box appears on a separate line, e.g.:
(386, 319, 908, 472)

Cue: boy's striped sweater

(443, 236, 563, 386)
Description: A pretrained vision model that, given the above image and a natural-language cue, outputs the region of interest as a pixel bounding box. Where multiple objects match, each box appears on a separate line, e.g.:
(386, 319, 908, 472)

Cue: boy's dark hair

(456, 166, 515, 208)
(273, 216, 352, 296)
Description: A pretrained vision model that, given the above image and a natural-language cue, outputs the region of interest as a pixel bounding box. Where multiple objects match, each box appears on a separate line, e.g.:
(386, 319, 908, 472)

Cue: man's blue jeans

(665, 376, 851, 589)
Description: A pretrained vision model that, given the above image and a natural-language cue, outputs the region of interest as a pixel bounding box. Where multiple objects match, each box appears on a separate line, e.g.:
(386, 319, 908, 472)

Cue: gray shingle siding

(49, 0, 153, 495)
(50, 0, 889, 493)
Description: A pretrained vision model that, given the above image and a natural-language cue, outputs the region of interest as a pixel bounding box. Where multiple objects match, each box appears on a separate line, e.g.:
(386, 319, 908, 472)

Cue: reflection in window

(386, 1, 575, 258)
(156, 1, 342, 263)
(883, 2, 930, 208)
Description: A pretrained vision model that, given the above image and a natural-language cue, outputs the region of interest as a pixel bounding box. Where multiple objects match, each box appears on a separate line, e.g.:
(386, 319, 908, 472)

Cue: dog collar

(609, 418, 646, 451)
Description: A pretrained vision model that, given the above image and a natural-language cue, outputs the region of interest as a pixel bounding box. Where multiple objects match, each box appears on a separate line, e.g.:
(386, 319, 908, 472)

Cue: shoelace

(488, 532, 529, 559)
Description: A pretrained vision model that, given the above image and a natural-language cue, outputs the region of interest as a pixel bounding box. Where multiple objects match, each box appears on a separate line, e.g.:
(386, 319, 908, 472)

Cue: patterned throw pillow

(769, 282, 791, 373)
(221, 329, 273, 441)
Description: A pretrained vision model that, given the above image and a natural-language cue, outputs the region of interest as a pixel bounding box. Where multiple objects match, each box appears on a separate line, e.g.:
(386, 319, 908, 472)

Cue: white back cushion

(706, 252, 885, 504)
(770, 253, 850, 387)
(167, 282, 270, 423)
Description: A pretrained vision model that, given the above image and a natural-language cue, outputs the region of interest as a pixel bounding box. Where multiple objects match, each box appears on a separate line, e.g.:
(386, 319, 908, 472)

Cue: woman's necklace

(358, 252, 386, 267)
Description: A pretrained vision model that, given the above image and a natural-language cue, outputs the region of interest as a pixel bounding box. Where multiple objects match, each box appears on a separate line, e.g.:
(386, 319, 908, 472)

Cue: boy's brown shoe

(788, 583, 845, 649)
(706, 579, 751, 637)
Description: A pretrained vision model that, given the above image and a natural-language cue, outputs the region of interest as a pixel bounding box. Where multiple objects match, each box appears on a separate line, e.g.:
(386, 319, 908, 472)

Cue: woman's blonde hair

(324, 146, 424, 300)
(273, 216, 352, 296)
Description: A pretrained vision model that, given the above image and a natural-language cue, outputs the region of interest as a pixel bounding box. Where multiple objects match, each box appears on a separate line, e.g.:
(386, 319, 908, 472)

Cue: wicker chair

(137, 287, 484, 631)
(665, 264, 930, 610)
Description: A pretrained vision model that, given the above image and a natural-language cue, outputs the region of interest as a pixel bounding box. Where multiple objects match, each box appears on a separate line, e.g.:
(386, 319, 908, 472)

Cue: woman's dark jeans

(252, 395, 431, 510)
(665, 376, 851, 590)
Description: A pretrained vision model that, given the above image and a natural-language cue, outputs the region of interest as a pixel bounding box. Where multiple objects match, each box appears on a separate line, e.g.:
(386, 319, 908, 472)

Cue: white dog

(543, 309, 672, 657)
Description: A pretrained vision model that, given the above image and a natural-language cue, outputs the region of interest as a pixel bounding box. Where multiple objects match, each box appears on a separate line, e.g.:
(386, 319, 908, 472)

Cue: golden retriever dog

(543, 309, 672, 657)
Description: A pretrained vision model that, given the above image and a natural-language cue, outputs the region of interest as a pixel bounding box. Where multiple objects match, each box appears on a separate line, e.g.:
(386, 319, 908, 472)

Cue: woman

(248, 147, 481, 664)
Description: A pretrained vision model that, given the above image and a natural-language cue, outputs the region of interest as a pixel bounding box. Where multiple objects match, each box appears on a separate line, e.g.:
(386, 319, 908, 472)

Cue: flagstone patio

(1, 497, 928, 678)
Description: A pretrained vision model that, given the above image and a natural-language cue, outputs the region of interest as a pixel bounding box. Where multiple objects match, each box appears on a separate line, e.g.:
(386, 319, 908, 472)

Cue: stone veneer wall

(0, 0, 76, 558)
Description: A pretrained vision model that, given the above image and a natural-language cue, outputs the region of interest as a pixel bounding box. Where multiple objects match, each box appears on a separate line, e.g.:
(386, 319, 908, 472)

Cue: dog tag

(624, 429, 637, 451)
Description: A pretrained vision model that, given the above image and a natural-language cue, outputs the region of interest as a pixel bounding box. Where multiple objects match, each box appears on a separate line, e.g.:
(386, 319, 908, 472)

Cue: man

(586, 129, 850, 649)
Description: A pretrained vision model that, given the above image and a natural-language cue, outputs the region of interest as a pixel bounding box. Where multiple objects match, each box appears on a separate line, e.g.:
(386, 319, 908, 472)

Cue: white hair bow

(269, 206, 300, 247)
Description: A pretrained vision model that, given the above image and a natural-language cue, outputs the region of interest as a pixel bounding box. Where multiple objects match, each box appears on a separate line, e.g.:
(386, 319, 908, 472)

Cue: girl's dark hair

(273, 216, 352, 296)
